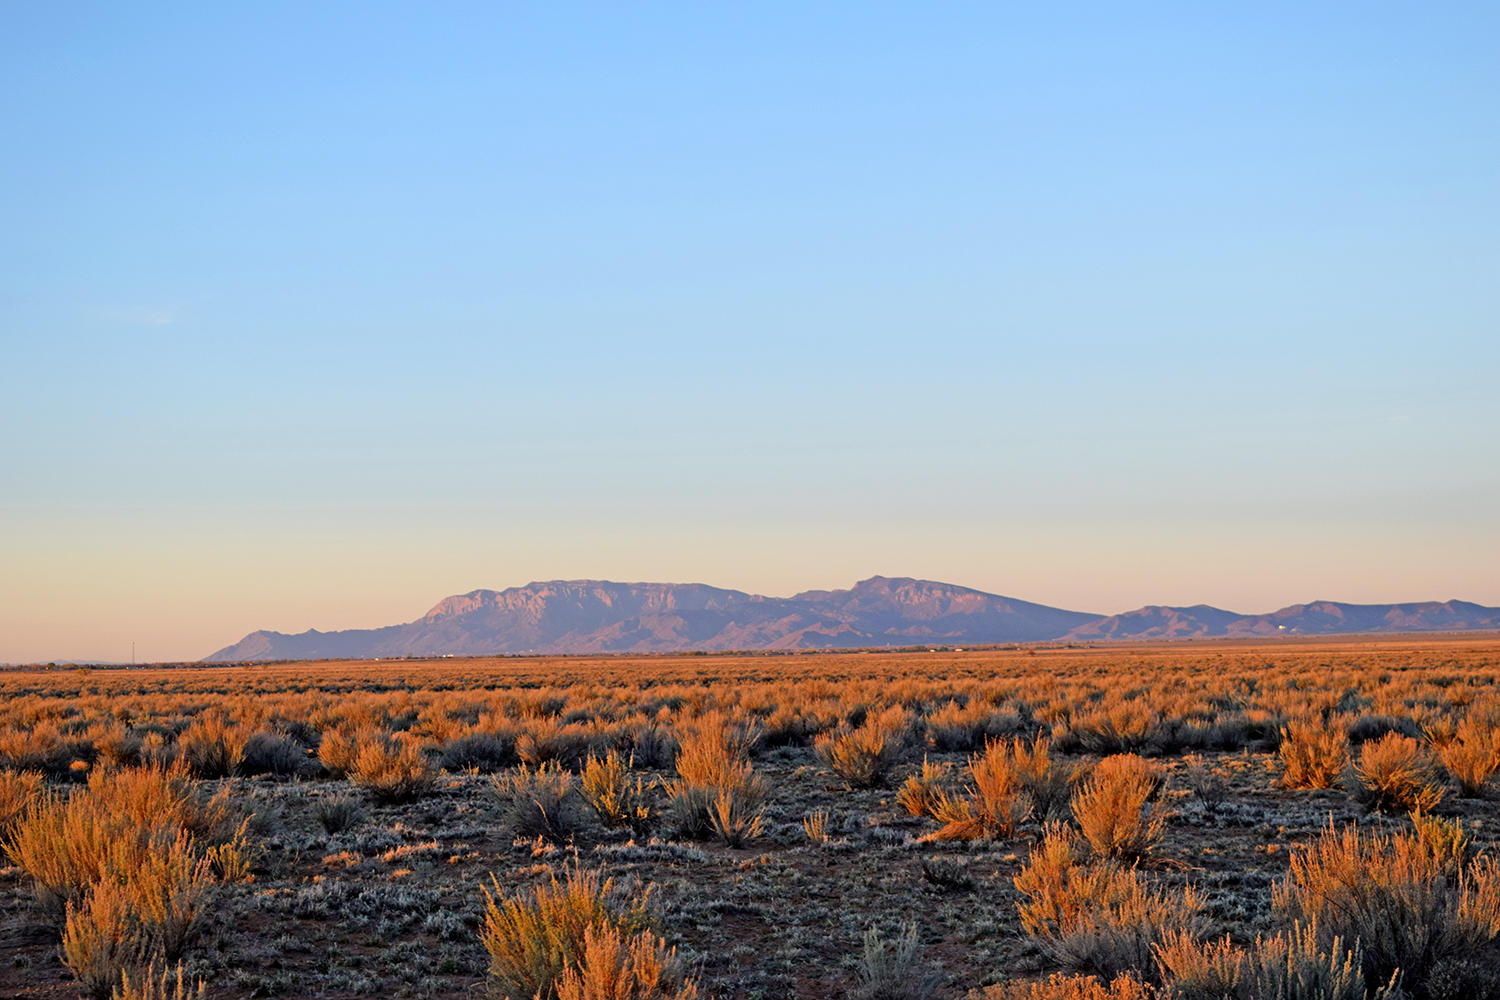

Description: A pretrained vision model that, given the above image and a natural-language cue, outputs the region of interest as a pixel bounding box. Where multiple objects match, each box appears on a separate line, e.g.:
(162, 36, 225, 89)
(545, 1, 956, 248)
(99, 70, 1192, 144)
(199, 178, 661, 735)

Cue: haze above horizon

(4, 4, 1497, 663)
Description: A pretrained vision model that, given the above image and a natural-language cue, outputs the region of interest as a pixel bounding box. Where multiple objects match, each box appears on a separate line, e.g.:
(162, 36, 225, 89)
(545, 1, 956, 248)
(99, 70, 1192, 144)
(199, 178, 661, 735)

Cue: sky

(3, 3, 1497, 663)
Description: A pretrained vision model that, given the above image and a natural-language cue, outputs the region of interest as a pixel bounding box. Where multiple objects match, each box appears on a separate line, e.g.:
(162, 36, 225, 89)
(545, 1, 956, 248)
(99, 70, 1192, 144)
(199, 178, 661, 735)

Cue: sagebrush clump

(1013, 824, 1205, 978)
(1272, 820, 1500, 998)
(1278, 716, 1350, 790)
(665, 712, 765, 846)
(481, 867, 694, 1000)
(581, 750, 654, 833)
(1070, 754, 1165, 861)
(815, 705, 909, 788)
(927, 738, 1033, 841)
(1348, 732, 1445, 813)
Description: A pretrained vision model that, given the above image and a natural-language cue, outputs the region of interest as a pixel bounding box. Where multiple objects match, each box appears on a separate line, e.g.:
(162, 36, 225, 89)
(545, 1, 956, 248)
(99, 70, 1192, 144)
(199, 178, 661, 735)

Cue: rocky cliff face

(203, 579, 1500, 662)
(204, 576, 1098, 660)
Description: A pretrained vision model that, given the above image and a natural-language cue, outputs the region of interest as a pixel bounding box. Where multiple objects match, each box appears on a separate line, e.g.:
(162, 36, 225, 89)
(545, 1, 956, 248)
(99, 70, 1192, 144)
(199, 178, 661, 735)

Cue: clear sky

(3, 3, 1497, 663)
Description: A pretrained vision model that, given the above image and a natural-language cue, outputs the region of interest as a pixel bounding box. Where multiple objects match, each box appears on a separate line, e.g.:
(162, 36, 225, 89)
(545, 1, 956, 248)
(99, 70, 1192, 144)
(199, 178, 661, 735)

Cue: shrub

(1014, 825, 1205, 979)
(0, 769, 43, 838)
(1154, 924, 1389, 1000)
(495, 763, 579, 842)
(927, 739, 1032, 841)
(62, 879, 147, 1000)
(516, 719, 597, 770)
(663, 784, 716, 841)
(1151, 931, 1241, 1000)
(441, 731, 517, 773)
(1278, 717, 1349, 790)
(925, 699, 1021, 752)
(851, 923, 941, 1000)
(238, 729, 306, 777)
(84, 766, 236, 845)
(348, 733, 435, 804)
(137, 733, 178, 770)
(0, 721, 94, 779)
(920, 856, 976, 891)
(581, 750, 653, 833)
(5, 791, 120, 918)
(1246, 923, 1385, 1000)
(1348, 713, 1420, 744)
(1012, 735, 1072, 821)
(203, 818, 256, 883)
(1072, 755, 1166, 861)
(672, 713, 759, 787)
(95, 727, 146, 769)
(896, 758, 947, 818)
(1272, 820, 1500, 999)
(815, 707, 908, 788)
(127, 830, 213, 959)
(554, 922, 698, 1000)
(1178, 755, 1226, 815)
(314, 793, 365, 835)
(113, 962, 206, 1000)
(803, 809, 832, 844)
(316, 726, 363, 777)
(5, 767, 234, 923)
(621, 724, 677, 770)
(480, 867, 658, 1000)
(1411, 811, 1471, 877)
(176, 715, 248, 779)
(1349, 732, 1445, 813)
(665, 714, 765, 846)
(1071, 700, 1162, 755)
(1436, 717, 1499, 797)
(707, 784, 764, 848)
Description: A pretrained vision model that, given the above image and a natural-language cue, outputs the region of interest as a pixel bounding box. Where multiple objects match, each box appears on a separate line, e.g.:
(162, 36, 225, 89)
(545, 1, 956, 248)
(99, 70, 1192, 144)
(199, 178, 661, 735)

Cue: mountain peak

(203, 582, 1500, 662)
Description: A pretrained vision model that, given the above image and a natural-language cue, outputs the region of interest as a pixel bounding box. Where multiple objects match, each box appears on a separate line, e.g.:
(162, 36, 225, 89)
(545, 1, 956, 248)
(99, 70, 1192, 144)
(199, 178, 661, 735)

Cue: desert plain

(2, 636, 1498, 1000)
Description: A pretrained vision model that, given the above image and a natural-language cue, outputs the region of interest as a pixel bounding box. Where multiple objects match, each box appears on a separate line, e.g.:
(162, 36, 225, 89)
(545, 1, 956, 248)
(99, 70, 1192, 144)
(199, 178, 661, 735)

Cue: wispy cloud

(94, 304, 181, 326)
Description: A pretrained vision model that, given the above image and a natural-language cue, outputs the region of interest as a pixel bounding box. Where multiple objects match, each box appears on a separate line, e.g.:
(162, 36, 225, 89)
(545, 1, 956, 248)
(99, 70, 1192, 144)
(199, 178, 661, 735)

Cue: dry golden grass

(113, 962, 207, 1000)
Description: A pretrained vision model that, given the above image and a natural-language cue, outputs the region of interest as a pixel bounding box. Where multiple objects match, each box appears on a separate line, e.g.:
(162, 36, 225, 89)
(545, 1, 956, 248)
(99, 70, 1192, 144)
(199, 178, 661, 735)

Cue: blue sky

(3, 4, 1497, 661)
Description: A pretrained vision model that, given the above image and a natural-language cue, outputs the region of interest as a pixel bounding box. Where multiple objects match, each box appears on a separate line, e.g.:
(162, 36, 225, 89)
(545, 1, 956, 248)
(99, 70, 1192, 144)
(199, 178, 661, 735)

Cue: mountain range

(203, 577, 1500, 662)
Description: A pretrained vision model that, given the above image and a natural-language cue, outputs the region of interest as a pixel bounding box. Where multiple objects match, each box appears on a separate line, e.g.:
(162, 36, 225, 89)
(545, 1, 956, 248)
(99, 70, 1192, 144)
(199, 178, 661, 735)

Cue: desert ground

(2, 636, 1498, 1000)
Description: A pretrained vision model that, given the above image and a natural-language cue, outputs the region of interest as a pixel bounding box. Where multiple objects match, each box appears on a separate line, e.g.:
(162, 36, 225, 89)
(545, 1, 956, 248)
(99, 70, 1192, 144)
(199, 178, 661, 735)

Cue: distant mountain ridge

(203, 578, 1500, 662)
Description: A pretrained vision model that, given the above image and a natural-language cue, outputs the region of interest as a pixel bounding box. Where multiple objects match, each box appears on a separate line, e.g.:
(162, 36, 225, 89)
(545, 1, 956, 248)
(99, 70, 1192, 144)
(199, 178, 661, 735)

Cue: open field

(3, 637, 1500, 999)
